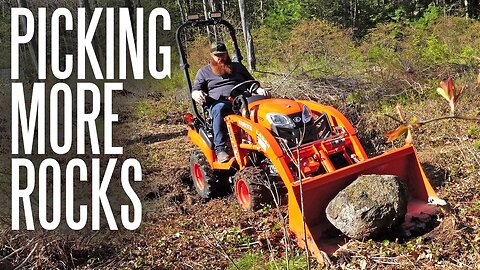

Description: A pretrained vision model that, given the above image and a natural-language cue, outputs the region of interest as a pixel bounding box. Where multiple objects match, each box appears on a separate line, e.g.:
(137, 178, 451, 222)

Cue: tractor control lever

(232, 95, 250, 118)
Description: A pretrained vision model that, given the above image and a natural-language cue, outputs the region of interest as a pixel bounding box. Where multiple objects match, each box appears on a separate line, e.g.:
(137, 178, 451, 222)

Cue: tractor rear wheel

(234, 167, 273, 211)
(190, 150, 226, 199)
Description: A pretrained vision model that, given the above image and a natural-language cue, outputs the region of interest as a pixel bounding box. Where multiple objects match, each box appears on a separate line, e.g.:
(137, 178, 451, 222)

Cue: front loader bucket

(287, 145, 441, 262)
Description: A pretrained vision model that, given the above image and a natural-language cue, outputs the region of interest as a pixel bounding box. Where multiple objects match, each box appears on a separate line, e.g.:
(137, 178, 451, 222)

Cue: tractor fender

(186, 129, 215, 167)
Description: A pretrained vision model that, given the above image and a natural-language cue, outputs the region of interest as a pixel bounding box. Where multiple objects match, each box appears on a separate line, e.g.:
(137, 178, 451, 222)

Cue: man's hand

(255, 87, 270, 97)
(192, 90, 207, 104)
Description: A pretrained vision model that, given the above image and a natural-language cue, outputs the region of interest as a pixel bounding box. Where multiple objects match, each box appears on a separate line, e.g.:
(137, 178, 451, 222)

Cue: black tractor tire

(190, 150, 227, 199)
(234, 166, 273, 211)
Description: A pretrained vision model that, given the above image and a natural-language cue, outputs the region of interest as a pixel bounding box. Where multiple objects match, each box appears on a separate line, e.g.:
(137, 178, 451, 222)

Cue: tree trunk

(210, 0, 221, 41)
(465, 0, 469, 18)
(210, 0, 221, 11)
(17, 0, 38, 75)
(238, 0, 256, 70)
(353, 0, 357, 30)
(202, 0, 211, 38)
(177, 0, 186, 22)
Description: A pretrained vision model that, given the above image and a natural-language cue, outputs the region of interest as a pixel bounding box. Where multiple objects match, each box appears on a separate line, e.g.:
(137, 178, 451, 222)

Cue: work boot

(216, 151, 230, 163)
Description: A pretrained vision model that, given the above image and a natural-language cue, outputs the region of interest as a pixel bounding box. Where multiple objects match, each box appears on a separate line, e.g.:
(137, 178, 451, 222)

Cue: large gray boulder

(325, 174, 408, 239)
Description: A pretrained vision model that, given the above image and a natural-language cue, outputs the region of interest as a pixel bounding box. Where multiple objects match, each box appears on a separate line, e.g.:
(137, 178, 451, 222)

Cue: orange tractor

(176, 15, 444, 262)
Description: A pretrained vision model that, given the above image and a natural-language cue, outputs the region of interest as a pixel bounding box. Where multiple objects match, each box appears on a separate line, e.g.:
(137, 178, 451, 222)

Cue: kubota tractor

(176, 14, 444, 262)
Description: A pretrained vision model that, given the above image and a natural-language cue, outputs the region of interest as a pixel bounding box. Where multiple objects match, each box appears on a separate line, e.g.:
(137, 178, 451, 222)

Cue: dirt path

(122, 121, 295, 269)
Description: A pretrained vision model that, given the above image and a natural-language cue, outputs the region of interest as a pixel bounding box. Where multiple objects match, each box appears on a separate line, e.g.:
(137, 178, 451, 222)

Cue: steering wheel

(230, 80, 259, 118)
(230, 80, 261, 97)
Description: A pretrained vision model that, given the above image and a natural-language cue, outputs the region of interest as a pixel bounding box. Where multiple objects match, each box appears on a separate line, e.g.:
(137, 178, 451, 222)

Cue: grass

(134, 95, 189, 122)
(150, 63, 186, 92)
(473, 140, 480, 150)
(136, 99, 156, 118)
(229, 252, 263, 270)
(467, 125, 480, 138)
(229, 252, 311, 270)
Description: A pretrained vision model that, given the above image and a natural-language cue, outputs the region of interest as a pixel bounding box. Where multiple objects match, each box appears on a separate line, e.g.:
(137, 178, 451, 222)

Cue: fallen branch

(0, 236, 37, 263)
(385, 114, 480, 126)
(201, 220, 238, 269)
(0, 246, 26, 263)
(372, 259, 400, 265)
(418, 115, 480, 125)
(13, 243, 38, 270)
(451, 258, 473, 269)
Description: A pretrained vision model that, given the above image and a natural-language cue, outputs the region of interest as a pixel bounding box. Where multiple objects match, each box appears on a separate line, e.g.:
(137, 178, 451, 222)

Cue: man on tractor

(191, 42, 268, 162)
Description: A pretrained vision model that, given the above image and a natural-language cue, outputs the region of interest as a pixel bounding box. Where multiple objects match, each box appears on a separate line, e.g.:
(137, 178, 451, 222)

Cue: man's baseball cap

(211, 43, 227, 54)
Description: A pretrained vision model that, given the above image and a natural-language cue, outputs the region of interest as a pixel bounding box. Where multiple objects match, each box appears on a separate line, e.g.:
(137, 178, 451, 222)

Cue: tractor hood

(249, 98, 305, 130)
(248, 98, 319, 147)
(249, 98, 304, 116)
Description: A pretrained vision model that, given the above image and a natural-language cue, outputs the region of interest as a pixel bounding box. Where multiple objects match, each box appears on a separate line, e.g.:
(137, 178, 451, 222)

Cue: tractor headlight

(266, 113, 295, 129)
(301, 105, 313, 123)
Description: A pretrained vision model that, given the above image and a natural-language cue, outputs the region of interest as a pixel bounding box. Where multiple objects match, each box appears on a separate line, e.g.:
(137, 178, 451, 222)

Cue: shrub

(415, 3, 441, 28)
(285, 20, 359, 76)
(185, 35, 211, 70)
(423, 33, 451, 64)
(264, 0, 306, 31)
(252, 25, 288, 71)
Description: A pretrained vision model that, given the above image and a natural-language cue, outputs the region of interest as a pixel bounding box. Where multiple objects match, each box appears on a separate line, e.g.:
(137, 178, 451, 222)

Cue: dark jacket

(192, 62, 254, 101)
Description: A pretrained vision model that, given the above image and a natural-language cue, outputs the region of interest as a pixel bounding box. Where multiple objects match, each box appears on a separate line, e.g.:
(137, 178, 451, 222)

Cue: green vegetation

(179, 3, 480, 112)
(467, 125, 480, 138)
(254, 14, 480, 79)
(228, 252, 263, 270)
(228, 252, 310, 270)
(473, 140, 480, 150)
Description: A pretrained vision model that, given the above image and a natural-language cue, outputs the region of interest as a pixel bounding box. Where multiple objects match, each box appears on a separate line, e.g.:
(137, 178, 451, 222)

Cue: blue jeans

(210, 101, 232, 154)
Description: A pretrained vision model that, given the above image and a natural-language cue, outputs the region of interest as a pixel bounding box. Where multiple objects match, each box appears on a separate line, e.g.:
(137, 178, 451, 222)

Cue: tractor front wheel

(190, 150, 226, 199)
(234, 167, 273, 211)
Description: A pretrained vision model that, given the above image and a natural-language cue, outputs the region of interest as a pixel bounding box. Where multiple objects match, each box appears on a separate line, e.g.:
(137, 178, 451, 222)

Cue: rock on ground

(326, 174, 408, 239)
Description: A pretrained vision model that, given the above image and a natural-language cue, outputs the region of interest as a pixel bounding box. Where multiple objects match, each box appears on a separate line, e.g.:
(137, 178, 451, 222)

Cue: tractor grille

(276, 123, 318, 147)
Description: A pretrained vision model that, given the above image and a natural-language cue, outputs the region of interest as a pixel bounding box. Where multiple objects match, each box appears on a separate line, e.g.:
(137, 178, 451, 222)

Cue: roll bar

(175, 19, 243, 126)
